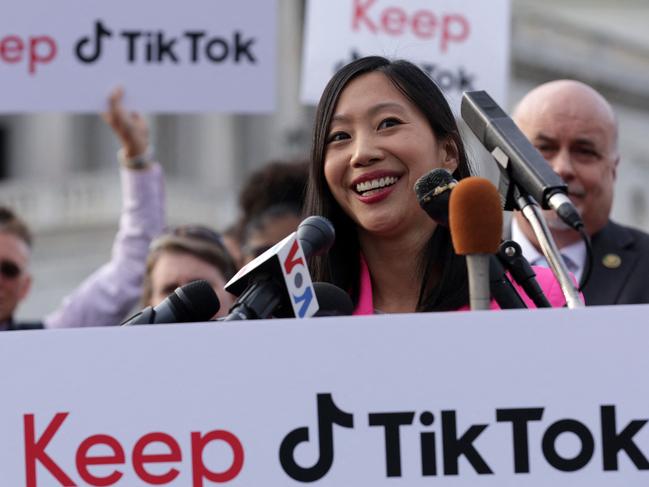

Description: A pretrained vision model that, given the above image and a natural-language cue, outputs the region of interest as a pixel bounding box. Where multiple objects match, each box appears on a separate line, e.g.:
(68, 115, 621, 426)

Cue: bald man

(510, 80, 649, 306)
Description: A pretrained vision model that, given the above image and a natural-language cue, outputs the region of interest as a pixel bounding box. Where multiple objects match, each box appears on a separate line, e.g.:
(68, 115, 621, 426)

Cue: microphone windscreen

(174, 279, 221, 322)
(313, 282, 354, 317)
(414, 168, 458, 226)
(297, 216, 336, 258)
(449, 177, 503, 255)
(414, 168, 456, 201)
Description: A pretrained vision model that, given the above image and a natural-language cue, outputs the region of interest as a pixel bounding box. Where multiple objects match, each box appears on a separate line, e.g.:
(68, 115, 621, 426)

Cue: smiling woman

(304, 56, 474, 314)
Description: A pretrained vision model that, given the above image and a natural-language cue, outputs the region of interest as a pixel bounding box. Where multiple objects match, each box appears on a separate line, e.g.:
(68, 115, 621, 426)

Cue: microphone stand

(223, 275, 283, 321)
(516, 193, 583, 309)
(497, 240, 551, 308)
(489, 146, 582, 309)
(489, 255, 527, 309)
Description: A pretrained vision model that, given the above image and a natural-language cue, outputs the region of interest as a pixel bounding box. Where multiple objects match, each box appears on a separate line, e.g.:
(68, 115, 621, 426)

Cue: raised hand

(102, 87, 149, 159)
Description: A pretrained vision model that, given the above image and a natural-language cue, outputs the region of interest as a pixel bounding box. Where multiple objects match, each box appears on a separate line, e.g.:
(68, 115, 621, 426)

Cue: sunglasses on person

(0, 259, 22, 279)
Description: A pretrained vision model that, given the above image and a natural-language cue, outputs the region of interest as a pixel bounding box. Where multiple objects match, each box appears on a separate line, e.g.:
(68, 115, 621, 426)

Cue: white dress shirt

(511, 217, 586, 284)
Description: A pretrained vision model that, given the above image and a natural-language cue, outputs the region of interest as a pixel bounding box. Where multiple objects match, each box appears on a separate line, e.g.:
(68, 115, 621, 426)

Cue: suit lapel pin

(602, 253, 621, 269)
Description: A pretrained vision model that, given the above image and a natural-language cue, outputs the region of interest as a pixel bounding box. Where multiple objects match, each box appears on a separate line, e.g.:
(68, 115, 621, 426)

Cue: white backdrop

(0, 0, 276, 113)
(301, 0, 511, 111)
(1, 305, 647, 485)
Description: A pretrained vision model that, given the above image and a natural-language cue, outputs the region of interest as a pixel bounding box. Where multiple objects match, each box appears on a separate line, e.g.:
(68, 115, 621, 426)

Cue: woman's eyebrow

(331, 102, 407, 124)
(368, 102, 407, 116)
(330, 113, 350, 124)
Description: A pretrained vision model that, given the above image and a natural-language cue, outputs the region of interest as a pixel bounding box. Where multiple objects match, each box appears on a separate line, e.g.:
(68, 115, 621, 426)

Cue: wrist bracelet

(117, 147, 153, 170)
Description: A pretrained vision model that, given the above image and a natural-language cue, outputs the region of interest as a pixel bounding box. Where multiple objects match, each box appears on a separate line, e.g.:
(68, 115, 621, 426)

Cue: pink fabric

(354, 256, 376, 315)
(353, 255, 570, 315)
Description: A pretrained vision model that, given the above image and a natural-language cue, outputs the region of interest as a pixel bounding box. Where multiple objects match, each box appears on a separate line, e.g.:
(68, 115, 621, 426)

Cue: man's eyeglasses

(0, 259, 22, 279)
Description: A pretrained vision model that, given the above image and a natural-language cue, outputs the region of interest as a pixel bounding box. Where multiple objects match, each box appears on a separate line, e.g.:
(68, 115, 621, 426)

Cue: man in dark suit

(510, 80, 649, 306)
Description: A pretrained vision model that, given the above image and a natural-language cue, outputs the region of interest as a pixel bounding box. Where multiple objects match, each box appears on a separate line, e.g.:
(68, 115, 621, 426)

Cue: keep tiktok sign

(0, 0, 276, 112)
(301, 0, 511, 110)
(20, 396, 649, 486)
(1, 305, 648, 485)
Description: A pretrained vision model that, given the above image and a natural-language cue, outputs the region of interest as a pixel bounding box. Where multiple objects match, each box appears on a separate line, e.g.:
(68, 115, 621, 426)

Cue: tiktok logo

(75, 20, 113, 63)
(279, 394, 354, 482)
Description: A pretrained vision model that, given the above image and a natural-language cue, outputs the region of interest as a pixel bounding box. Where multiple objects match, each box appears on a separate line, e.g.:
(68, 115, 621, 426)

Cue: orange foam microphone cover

(449, 177, 503, 255)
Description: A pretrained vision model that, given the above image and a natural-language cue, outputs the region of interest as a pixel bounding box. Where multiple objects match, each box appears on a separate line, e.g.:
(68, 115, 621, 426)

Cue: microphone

(296, 216, 337, 260)
(312, 282, 354, 317)
(414, 168, 457, 227)
(415, 169, 527, 309)
(461, 90, 584, 231)
(121, 280, 220, 326)
(449, 177, 503, 310)
(224, 216, 335, 320)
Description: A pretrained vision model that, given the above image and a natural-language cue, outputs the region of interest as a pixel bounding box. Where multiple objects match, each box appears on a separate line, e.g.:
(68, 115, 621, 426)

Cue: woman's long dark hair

(304, 56, 473, 311)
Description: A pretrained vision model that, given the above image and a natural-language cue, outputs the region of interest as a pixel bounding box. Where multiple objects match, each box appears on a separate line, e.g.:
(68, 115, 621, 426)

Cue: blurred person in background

(44, 87, 165, 327)
(140, 225, 236, 317)
(221, 223, 244, 271)
(229, 160, 308, 268)
(240, 203, 302, 265)
(510, 80, 649, 306)
(6, 88, 237, 328)
(237, 159, 308, 222)
(1, 83, 160, 330)
(0, 208, 38, 330)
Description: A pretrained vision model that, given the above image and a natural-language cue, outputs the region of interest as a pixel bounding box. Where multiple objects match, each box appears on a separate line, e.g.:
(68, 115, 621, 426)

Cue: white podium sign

(0, 0, 276, 113)
(301, 0, 511, 111)
(1, 305, 648, 486)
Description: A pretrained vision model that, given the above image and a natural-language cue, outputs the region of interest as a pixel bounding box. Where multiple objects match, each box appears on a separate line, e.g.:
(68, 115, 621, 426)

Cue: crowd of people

(1, 56, 648, 330)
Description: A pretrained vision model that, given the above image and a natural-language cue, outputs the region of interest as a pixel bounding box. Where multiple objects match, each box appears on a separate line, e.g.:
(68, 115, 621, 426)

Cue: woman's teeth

(355, 176, 398, 195)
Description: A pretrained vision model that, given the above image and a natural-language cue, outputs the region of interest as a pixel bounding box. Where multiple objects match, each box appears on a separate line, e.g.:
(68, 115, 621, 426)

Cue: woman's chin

(356, 215, 404, 237)
(354, 210, 436, 240)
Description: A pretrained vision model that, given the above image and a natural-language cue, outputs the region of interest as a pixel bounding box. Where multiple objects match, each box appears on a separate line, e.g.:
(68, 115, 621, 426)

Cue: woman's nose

(350, 133, 384, 168)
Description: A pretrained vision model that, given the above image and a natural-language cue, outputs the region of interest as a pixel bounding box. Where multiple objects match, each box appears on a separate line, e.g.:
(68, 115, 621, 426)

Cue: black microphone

(413, 168, 457, 227)
(224, 216, 335, 320)
(312, 282, 354, 317)
(461, 90, 584, 231)
(121, 280, 220, 326)
(415, 169, 527, 309)
(296, 216, 337, 260)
